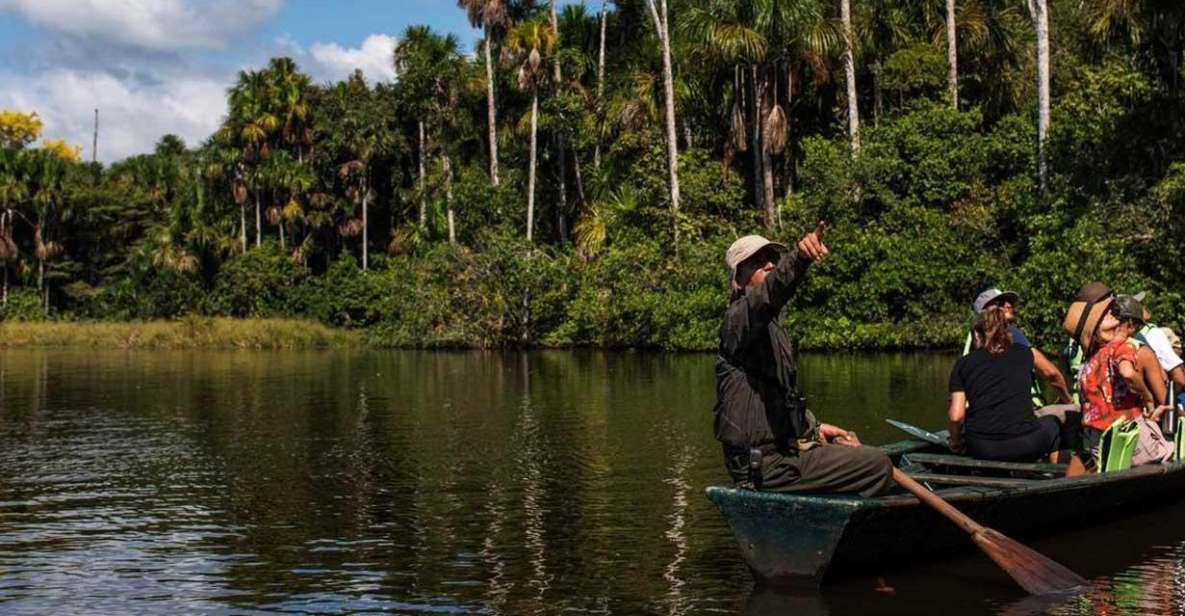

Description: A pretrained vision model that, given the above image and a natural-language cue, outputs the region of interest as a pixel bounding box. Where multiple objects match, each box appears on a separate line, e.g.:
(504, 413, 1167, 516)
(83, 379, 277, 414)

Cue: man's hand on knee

(820, 423, 862, 447)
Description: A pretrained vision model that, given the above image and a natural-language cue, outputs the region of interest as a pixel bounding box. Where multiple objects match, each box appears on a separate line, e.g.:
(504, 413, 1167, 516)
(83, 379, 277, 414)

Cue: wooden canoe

(706, 434, 1185, 586)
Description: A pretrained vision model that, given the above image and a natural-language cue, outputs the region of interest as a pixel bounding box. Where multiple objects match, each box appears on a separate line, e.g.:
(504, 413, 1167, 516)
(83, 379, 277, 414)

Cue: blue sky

(0, 0, 585, 163)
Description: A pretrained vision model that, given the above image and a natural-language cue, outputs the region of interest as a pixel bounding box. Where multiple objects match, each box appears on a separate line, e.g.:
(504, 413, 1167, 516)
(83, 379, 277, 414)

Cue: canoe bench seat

(903, 453, 1067, 475)
(905, 472, 1041, 488)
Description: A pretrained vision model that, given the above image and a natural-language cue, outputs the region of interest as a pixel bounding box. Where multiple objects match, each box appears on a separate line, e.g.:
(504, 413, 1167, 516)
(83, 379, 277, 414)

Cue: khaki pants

(726, 443, 895, 497)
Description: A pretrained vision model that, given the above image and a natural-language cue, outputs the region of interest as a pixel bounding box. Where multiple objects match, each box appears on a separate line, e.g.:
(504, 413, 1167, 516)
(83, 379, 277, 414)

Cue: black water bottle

(748, 448, 764, 491)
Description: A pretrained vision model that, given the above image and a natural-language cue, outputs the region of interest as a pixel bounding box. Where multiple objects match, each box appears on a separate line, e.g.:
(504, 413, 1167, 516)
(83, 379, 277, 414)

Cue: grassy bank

(0, 318, 362, 350)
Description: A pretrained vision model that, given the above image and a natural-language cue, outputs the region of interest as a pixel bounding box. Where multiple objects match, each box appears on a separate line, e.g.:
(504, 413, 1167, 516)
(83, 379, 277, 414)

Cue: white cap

(973, 288, 1019, 313)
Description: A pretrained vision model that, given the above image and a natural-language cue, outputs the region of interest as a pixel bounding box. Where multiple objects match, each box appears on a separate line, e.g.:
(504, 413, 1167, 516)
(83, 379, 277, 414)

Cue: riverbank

(0, 318, 362, 350)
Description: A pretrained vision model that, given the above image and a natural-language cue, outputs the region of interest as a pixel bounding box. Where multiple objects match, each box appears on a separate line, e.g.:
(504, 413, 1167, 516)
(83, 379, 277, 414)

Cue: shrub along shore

(0, 318, 360, 350)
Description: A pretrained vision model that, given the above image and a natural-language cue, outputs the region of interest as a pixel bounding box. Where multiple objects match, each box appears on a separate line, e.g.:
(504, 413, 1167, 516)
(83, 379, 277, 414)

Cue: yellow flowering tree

(42, 139, 82, 163)
(0, 110, 43, 150)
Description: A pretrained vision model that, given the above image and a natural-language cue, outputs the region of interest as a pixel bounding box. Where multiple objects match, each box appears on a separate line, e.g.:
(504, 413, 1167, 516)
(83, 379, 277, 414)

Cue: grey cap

(726, 235, 786, 288)
(973, 288, 1019, 313)
(1112, 294, 1146, 324)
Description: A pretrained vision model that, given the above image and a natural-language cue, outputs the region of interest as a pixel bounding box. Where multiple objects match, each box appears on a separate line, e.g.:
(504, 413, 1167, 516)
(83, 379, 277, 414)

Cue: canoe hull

(707, 443, 1185, 586)
(708, 488, 860, 584)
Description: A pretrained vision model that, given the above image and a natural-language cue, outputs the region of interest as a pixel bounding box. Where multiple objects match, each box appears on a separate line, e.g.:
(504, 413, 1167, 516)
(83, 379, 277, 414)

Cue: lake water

(0, 349, 1183, 615)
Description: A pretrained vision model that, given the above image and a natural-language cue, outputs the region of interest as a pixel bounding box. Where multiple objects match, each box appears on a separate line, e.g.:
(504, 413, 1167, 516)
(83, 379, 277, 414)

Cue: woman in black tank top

(948, 307, 1061, 461)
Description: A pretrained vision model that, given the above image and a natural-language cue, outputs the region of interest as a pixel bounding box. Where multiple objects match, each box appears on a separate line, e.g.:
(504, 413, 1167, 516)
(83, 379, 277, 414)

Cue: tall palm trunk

(483, 27, 500, 187)
(759, 75, 776, 229)
(750, 66, 763, 215)
(240, 204, 247, 252)
(594, 0, 608, 169)
(784, 62, 795, 203)
(840, 0, 860, 152)
(362, 175, 370, 271)
(572, 148, 587, 205)
(39, 258, 45, 314)
(647, 0, 681, 243)
(255, 190, 261, 247)
(527, 93, 539, 243)
(444, 154, 456, 245)
(418, 120, 427, 228)
(947, 0, 959, 110)
(872, 59, 883, 125)
(279, 219, 285, 250)
(1, 210, 7, 306)
(551, 0, 568, 245)
(1027, 0, 1050, 190)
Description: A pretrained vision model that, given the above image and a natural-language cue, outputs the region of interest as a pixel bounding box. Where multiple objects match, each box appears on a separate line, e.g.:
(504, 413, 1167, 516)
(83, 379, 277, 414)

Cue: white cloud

(0, 0, 283, 51)
(0, 68, 227, 162)
(0, 31, 398, 164)
(307, 34, 396, 84)
(0, 0, 394, 165)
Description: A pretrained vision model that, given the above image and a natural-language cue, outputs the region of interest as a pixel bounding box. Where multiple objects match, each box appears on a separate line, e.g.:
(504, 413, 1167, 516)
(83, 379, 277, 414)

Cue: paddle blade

(973, 528, 1087, 595)
(885, 419, 950, 449)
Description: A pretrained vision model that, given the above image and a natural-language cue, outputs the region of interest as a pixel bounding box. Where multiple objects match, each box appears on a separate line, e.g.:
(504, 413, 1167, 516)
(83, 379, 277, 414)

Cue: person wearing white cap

(968, 287, 1073, 406)
(714, 222, 894, 497)
(1131, 293, 1185, 395)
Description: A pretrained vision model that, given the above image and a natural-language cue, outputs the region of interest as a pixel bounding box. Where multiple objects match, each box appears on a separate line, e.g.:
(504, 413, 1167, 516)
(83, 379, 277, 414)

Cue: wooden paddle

(891, 468, 1086, 595)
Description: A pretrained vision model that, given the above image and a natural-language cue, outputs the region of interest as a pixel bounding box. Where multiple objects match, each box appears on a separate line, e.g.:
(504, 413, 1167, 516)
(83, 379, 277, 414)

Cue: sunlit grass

(0, 317, 362, 350)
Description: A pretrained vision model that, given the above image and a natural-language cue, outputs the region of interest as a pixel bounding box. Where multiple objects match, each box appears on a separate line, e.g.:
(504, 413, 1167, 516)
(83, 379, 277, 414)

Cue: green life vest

(1065, 343, 1085, 405)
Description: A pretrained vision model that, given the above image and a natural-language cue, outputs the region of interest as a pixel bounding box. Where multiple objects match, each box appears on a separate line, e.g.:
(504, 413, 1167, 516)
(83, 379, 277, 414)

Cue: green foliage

(883, 43, 947, 99)
(0, 288, 44, 321)
(207, 244, 308, 318)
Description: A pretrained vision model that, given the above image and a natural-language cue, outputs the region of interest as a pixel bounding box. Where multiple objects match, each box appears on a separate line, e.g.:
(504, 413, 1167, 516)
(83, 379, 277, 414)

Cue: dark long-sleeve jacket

(713, 248, 814, 451)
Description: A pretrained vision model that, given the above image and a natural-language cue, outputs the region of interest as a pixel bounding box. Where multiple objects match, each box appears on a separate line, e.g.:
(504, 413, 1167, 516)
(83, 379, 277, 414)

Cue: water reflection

(0, 349, 1183, 615)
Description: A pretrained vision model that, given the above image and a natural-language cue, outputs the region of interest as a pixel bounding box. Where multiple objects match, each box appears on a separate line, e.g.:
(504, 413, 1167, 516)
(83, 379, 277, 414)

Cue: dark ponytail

(973, 306, 1013, 356)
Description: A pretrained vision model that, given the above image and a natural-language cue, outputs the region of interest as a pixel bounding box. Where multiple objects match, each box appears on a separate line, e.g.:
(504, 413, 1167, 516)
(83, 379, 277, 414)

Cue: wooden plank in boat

(905, 453, 1067, 474)
(907, 472, 1041, 487)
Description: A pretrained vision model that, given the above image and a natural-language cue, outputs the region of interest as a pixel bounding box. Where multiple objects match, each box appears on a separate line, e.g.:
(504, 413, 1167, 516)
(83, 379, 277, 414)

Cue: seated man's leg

(783, 444, 894, 497)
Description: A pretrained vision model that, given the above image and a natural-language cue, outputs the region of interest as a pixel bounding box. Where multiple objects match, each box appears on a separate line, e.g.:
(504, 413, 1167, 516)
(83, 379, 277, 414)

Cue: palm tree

(1025, 0, 1050, 190)
(25, 149, 67, 313)
(1082, 0, 1185, 93)
(948, 0, 1026, 118)
(506, 18, 557, 244)
(947, 0, 959, 109)
(549, 0, 570, 244)
(396, 26, 465, 234)
(260, 150, 313, 251)
(840, 0, 860, 152)
(267, 57, 313, 163)
(682, 0, 836, 227)
(645, 0, 681, 242)
(595, 0, 612, 169)
(458, 0, 509, 187)
(224, 69, 279, 248)
(323, 72, 395, 269)
(856, 0, 914, 123)
(0, 149, 25, 305)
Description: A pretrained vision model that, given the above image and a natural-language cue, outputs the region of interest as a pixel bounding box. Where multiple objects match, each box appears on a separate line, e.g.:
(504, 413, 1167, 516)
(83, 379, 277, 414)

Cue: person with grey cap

(967, 287, 1073, 406)
(713, 223, 894, 497)
(1112, 294, 1170, 411)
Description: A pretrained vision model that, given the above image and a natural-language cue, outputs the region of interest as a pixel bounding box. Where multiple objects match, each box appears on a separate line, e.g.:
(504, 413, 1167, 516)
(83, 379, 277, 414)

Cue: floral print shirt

(1078, 339, 1143, 431)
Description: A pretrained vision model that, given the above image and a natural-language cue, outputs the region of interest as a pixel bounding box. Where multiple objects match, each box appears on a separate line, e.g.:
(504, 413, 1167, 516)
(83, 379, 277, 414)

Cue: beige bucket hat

(726, 235, 787, 289)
